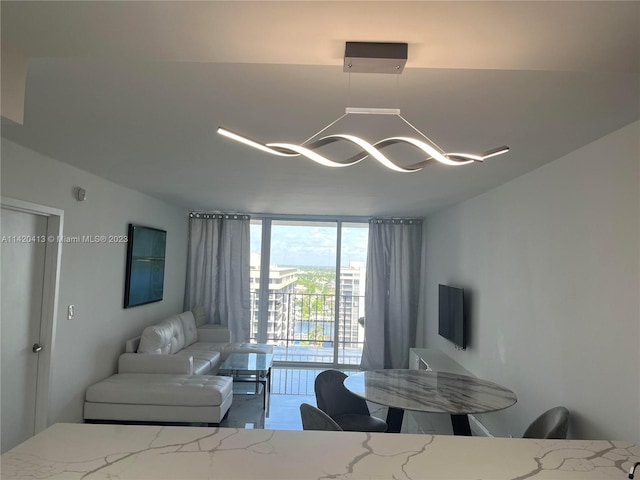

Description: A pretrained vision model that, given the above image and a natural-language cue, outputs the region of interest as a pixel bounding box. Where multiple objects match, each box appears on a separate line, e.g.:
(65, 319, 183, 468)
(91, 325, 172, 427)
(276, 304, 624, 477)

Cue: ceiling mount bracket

(343, 42, 408, 74)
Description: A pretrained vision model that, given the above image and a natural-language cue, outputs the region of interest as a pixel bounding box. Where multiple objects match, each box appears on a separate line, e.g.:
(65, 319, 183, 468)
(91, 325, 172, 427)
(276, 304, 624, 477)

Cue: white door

(1, 207, 48, 453)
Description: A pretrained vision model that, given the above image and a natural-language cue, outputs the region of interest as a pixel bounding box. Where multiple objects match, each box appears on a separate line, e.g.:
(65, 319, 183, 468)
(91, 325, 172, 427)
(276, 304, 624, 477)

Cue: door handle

(32, 343, 43, 353)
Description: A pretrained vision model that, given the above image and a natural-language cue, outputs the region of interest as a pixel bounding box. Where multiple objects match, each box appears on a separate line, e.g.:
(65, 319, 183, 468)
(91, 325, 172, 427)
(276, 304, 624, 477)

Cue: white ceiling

(2, 1, 639, 217)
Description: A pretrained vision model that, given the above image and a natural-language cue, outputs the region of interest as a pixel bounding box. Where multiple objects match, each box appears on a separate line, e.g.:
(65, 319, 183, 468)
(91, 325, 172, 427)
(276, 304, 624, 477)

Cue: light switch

(68, 305, 75, 320)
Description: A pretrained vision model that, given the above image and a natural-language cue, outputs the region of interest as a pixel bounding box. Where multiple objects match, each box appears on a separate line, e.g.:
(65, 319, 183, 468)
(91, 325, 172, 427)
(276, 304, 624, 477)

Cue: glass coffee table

(217, 353, 274, 409)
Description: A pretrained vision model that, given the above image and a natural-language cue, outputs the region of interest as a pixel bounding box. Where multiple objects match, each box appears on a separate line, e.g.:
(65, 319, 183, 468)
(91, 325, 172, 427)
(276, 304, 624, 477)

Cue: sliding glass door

(249, 218, 368, 367)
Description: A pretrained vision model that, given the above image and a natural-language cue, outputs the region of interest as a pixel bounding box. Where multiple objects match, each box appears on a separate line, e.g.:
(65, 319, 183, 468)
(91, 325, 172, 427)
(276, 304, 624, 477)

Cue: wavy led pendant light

(217, 42, 509, 173)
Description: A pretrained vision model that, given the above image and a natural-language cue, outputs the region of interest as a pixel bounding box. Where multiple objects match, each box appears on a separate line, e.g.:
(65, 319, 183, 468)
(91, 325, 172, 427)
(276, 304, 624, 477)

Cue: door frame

(1, 197, 64, 433)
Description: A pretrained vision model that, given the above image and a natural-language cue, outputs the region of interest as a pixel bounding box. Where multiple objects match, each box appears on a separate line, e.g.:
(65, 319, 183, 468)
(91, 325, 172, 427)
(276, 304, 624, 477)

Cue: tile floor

(219, 367, 328, 431)
(219, 367, 446, 434)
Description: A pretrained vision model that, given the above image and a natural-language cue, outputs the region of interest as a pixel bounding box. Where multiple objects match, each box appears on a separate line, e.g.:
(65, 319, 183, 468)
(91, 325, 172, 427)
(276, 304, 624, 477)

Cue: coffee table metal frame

(217, 353, 274, 409)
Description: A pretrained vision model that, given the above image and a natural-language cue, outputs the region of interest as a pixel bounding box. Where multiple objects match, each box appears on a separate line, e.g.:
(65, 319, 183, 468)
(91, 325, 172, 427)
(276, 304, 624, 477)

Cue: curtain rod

(250, 213, 370, 223)
(370, 218, 423, 225)
(188, 211, 425, 223)
(189, 212, 250, 220)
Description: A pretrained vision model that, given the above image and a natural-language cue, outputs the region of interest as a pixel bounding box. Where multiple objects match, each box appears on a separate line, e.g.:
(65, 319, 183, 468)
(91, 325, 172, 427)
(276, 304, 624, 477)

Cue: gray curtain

(361, 218, 423, 370)
(184, 213, 251, 343)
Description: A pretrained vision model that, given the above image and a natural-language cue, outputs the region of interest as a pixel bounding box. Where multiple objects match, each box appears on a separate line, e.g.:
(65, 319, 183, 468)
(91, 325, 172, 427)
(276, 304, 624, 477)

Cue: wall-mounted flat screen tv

(124, 224, 166, 308)
(438, 284, 466, 349)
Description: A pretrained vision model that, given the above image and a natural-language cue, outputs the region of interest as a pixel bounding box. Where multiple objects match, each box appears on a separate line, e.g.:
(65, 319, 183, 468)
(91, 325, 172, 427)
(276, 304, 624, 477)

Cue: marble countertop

(2, 423, 638, 479)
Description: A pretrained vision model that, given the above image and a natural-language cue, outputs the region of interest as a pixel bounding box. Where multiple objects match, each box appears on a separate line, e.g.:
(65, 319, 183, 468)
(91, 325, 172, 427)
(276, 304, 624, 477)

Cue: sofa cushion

(192, 305, 207, 327)
(175, 349, 221, 375)
(119, 353, 193, 375)
(183, 342, 228, 353)
(138, 316, 185, 354)
(166, 316, 186, 353)
(178, 311, 198, 347)
(190, 357, 211, 375)
(138, 323, 171, 354)
(197, 325, 231, 343)
(85, 373, 233, 407)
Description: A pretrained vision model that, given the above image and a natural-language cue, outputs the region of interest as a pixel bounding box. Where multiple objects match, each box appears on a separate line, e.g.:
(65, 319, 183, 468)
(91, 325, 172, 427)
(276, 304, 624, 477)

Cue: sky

(250, 222, 368, 267)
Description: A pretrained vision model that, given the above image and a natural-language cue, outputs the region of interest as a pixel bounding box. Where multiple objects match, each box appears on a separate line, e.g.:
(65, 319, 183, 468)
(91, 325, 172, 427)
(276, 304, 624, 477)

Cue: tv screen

(124, 224, 167, 308)
(438, 284, 466, 349)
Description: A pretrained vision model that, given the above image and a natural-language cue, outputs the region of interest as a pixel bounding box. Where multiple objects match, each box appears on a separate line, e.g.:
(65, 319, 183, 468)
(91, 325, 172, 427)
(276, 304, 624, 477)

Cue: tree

(295, 268, 336, 321)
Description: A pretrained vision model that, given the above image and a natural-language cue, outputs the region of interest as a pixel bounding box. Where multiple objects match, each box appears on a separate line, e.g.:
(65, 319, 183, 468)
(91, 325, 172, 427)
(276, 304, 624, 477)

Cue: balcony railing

(249, 291, 365, 365)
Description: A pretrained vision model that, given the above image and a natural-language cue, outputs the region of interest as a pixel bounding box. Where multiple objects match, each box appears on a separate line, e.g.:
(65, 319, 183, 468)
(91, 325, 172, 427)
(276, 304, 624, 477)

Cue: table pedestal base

(450, 414, 472, 436)
(386, 407, 405, 433)
(386, 409, 472, 435)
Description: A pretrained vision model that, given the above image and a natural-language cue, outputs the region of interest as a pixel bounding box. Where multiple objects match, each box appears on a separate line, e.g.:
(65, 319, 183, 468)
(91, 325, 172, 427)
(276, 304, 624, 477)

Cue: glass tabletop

(218, 353, 274, 371)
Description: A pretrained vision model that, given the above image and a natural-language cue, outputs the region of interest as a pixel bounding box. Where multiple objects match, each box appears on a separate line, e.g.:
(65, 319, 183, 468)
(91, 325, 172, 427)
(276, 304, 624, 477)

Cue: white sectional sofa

(120, 310, 227, 375)
(119, 306, 272, 376)
(83, 307, 272, 425)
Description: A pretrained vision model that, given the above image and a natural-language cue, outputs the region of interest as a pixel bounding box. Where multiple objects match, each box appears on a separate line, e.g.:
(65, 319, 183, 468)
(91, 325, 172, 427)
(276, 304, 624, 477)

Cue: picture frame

(124, 224, 167, 308)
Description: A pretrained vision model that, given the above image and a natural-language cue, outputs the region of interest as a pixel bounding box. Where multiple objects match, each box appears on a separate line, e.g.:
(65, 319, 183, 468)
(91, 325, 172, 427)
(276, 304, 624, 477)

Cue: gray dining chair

(522, 406, 570, 439)
(314, 369, 387, 433)
(299, 403, 343, 431)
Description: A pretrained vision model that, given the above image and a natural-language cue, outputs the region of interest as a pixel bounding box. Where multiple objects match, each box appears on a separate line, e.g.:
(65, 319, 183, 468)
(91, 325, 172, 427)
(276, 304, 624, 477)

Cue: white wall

(1, 138, 189, 424)
(417, 122, 639, 442)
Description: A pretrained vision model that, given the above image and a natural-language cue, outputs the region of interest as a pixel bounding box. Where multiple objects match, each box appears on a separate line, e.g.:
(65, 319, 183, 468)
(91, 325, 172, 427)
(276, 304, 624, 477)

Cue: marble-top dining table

(344, 369, 517, 435)
(2, 423, 638, 479)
